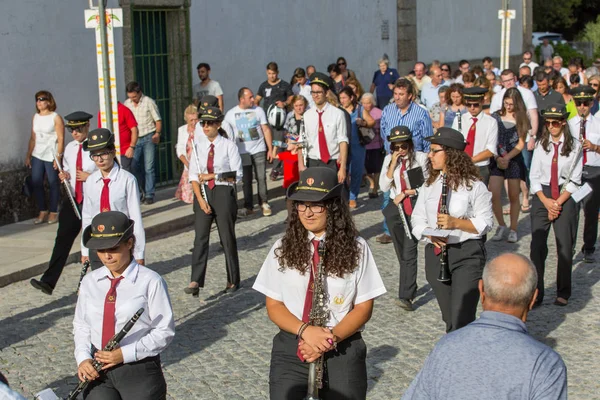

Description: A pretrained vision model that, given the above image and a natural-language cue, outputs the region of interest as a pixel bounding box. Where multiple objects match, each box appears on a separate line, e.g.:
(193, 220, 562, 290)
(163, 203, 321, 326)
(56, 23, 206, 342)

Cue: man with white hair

(553, 56, 569, 77)
(403, 253, 567, 400)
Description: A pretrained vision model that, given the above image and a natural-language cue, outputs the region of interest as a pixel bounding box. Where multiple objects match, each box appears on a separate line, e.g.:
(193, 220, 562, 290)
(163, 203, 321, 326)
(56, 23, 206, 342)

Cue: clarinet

(65, 308, 145, 400)
(457, 108, 462, 132)
(437, 173, 451, 282)
(299, 121, 308, 167)
(190, 137, 209, 203)
(305, 241, 329, 400)
(560, 114, 585, 194)
(53, 154, 82, 220)
(76, 260, 90, 295)
(397, 164, 412, 239)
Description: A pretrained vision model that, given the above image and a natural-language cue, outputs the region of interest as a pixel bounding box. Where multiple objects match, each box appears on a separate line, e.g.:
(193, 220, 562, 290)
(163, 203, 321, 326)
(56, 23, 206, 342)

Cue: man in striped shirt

(124, 81, 162, 205)
(377, 78, 434, 244)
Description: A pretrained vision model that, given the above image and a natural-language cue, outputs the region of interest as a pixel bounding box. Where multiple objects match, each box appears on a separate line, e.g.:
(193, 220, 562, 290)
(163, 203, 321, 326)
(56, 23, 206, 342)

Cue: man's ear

(478, 279, 485, 304)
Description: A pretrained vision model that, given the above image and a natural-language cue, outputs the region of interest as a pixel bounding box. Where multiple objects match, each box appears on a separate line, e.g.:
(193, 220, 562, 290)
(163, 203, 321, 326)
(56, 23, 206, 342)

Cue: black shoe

(396, 298, 413, 311)
(30, 279, 53, 295)
(224, 283, 240, 293)
(583, 250, 594, 263)
(184, 286, 200, 297)
(144, 198, 155, 205)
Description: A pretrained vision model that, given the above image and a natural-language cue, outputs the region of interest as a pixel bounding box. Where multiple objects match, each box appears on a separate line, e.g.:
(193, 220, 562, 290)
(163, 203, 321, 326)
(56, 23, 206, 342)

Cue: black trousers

(582, 166, 600, 253)
(383, 201, 418, 300)
(530, 185, 578, 302)
(191, 185, 240, 287)
(425, 239, 486, 332)
(269, 330, 367, 400)
(41, 198, 82, 288)
(307, 158, 339, 171)
(84, 355, 166, 400)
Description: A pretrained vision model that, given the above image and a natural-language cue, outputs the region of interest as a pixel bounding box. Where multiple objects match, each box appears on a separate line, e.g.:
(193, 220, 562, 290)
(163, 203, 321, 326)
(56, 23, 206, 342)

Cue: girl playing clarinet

(411, 127, 494, 332)
(253, 167, 386, 400)
(530, 104, 583, 307)
(74, 211, 174, 399)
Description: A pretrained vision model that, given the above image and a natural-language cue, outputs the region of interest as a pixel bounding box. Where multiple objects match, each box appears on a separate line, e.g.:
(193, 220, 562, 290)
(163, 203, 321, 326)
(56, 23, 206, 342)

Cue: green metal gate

(131, 6, 192, 186)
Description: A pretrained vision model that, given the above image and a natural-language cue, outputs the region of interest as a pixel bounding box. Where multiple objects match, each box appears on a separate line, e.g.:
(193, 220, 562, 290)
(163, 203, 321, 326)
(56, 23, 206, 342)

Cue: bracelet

(57, 153, 64, 157)
(130, 145, 136, 149)
(297, 322, 309, 340)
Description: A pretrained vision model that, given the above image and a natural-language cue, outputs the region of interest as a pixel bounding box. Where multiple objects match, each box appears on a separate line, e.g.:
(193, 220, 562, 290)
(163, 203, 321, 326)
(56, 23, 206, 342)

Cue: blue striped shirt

(380, 102, 434, 153)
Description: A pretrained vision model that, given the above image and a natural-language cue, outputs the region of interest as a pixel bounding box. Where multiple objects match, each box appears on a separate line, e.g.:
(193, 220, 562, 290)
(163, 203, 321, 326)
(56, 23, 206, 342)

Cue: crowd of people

(14, 51, 600, 399)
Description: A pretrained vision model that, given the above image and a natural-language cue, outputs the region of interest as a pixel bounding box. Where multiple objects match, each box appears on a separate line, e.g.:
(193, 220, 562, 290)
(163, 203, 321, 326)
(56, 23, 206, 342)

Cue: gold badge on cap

(551, 107, 556, 112)
(92, 135, 98, 140)
(208, 109, 213, 114)
(307, 177, 315, 186)
(203, 102, 208, 107)
(97, 224, 105, 233)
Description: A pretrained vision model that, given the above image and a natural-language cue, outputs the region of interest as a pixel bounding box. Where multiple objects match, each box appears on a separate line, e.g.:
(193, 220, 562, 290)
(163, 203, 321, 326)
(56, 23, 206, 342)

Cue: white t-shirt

(224, 105, 268, 155)
(31, 112, 58, 162)
(490, 86, 538, 113)
(192, 80, 224, 102)
(253, 234, 387, 328)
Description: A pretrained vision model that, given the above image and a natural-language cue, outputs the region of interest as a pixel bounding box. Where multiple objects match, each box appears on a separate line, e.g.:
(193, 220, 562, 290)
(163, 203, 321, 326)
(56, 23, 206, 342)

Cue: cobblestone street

(1, 193, 599, 399)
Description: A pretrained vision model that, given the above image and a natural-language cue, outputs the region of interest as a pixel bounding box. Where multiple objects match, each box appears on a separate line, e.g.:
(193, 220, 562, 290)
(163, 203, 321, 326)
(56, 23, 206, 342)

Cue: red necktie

(100, 178, 111, 212)
(550, 142, 560, 200)
(316, 110, 331, 164)
(582, 118, 587, 166)
(101, 276, 124, 348)
(75, 144, 83, 204)
(297, 239, 320, 361)
(464, 117, 478, 157)
(207, 143, 215, 189)
(400, 159, 413, 216)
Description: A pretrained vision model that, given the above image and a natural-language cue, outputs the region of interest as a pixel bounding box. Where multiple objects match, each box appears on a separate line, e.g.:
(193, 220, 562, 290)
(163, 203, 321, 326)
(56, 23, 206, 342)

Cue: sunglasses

(201, 120, 218, 127)
(575, 100, 591, 107)
(337, 62, 346, 66)
(67, 126, 84, 133)
(545, 120, 563, 128)
(391, 143, 410, 151)
(429, 148, 445, 154)
(36, 97, 48, 102)
(441, 68, 449, 72)
(466, 102, 481, 108)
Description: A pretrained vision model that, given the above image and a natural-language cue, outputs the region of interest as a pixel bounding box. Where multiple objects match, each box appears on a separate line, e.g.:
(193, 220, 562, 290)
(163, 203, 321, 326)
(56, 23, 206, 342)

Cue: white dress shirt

(73, 261, 175, 366)
(529, 134, 583, 195)
(253, 233, 386, 329)
(490, 86, 538, 113)
(568, 114, 600, 167)
(62, 140, 97, 192)
(124, 95, 161, 137)
(452, 111, 499, 166)
(411, 175, 494, 244)
(188, 134, 243, 184)
(303, 102, 348, 161)
(379, 152, 429, 198)
(81, 165, 145, 259)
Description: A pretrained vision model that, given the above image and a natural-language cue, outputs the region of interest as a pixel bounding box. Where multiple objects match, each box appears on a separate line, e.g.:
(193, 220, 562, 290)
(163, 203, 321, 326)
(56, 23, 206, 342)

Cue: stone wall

(0, 164, 39, 225)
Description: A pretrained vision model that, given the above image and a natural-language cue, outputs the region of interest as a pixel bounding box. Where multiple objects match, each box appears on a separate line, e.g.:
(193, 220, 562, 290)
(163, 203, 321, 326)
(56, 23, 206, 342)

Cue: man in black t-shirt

(255, 61, 294, 179)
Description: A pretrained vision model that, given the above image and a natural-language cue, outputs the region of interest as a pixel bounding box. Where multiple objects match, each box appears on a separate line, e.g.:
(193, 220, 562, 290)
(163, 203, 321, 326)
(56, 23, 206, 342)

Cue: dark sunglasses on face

(441, 68, 449, 72)
(575, 100, 591, 107)
(201, 120, 217, 127)
(67, 126, 83, 133)
(36, 97, 48, 102)
(391, 143, 410, 152)
(466, 102, 481, 108)
(338, 62, 346, 66)
(545, 120, 563, 128)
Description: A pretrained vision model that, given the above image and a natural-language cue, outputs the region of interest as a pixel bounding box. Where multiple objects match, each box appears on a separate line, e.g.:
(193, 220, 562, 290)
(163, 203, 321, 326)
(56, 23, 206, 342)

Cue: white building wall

(415, 0, 524, 64)
(189, 0, 398, 111)
(0, 1, 125, 169)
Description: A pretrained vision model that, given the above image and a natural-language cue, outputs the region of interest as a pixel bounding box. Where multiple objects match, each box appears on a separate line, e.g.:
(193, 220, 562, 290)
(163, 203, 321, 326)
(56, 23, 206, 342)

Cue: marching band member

(30, 111, 97, 295)
(253, 167, 386, 400)
(411, 128, 494, 332)
(186, 107, 243, 295)
(567, 86, 600, 263)
(379, 126, 428, 311)
(74, 211, 174, 399)
(531, 104, 583, 307)
(452, 86, 498, 185)
(81, 129, 145, 270)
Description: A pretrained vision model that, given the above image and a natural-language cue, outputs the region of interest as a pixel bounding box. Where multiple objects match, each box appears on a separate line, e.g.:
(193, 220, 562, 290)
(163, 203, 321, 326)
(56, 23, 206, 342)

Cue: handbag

(22, 175, 33, 198)
(357, 105, 375, 145)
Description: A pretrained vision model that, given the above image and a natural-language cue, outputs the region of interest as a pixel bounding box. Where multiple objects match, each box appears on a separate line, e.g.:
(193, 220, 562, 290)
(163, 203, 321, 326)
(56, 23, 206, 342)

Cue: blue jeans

(382, 190, 390, 235)
(349, 143, 366, 201)
(133, 133, 156, 199)
(521, 148, 533, 185)
(31, 156, 59, 212)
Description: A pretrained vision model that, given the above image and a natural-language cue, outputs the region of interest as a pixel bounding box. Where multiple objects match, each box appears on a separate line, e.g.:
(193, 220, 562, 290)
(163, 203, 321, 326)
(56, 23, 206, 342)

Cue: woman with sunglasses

(489, 88, 529, 243)
(568, 86, 600, 263)
(253, 167, 386, 399)
(411, 128, 494, 332)
(81, 129, 145, 270)
(30, 111, 97, 295)
(336, 57, 356, 82)
(26, 90, 65, 224)
(186, 107, 243, 295)
(379, 126, 428, 311)
(530, 104, 583, 307)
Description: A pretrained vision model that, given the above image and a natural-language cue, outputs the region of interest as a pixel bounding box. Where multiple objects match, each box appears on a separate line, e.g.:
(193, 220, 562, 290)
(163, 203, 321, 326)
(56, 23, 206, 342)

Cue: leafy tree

(577, 16, 600, 59)
(532, 0, 581, 34)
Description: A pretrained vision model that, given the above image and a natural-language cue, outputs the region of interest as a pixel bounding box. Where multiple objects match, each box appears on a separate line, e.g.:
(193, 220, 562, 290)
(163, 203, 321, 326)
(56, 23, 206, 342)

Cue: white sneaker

(507, 230, 518, 243)
(261, 202, 272, 216)
(491, 226, 508, 241)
